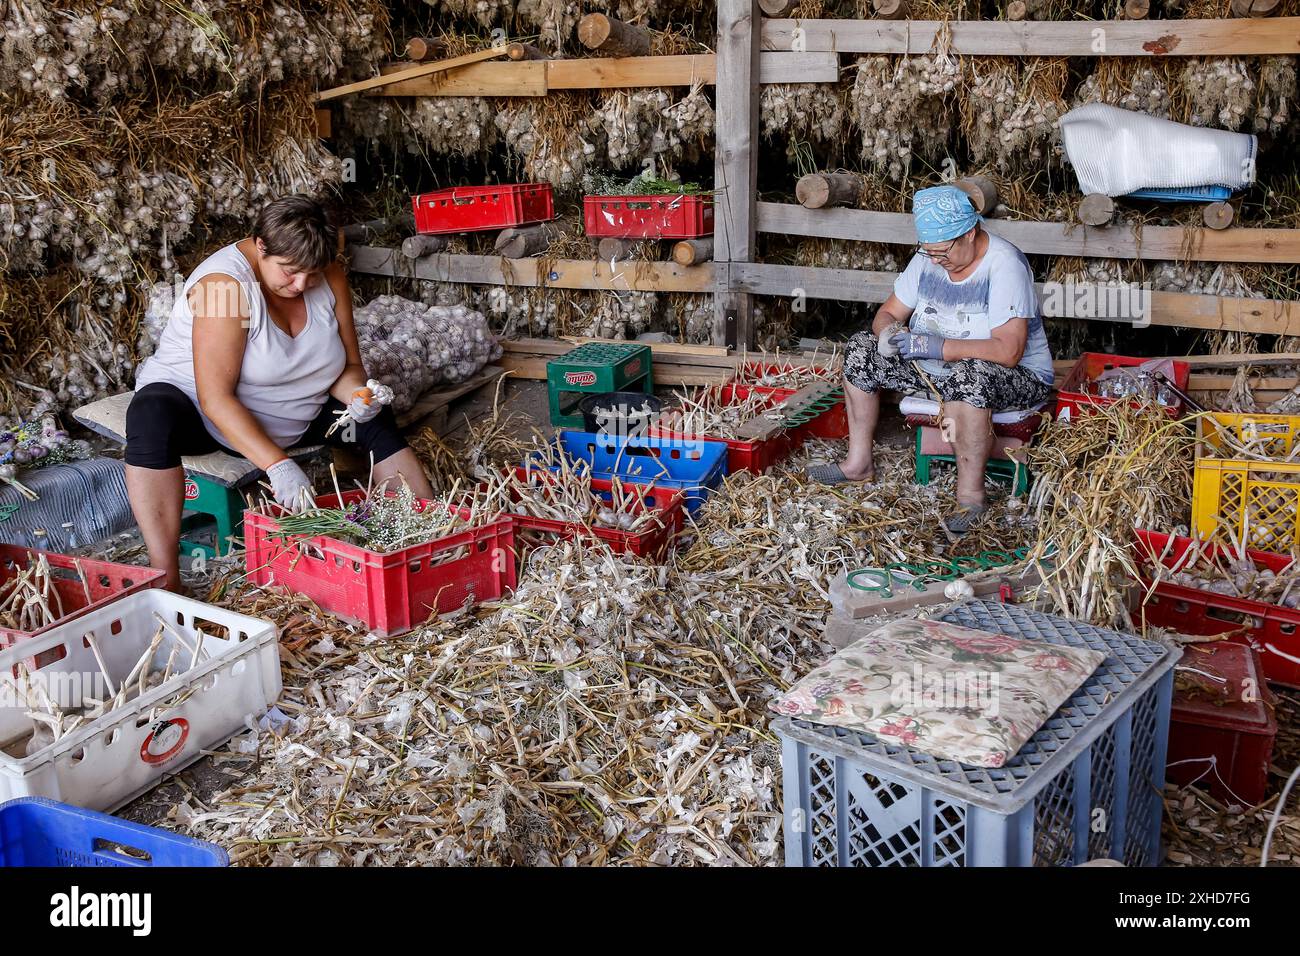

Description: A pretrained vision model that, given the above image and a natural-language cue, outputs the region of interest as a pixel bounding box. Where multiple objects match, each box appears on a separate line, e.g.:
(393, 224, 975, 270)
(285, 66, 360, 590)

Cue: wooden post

(758, 0, 799, 13)
(405, 37, 449, 61)
(597, 237, 643, 260)
(672, 237, 715, 265)
(1122, 0, 1150, 18)
(1230, 0, 1280, 15)
(578, 14, 651, 56)
(1007, 1, 1028, 19)
(955, 175, 999, 215)
(873, 0, 908, 18)
(1202, 201, 1235, 231)
(796, 173, 862, 209)
(713, 0, 760, 349)
(1077, 193, 1116, 227)
(494, 222, 565, 258)
(506, 42, 548, 61)
(401, 234, 449, 259)
(314, 107, 332, 139)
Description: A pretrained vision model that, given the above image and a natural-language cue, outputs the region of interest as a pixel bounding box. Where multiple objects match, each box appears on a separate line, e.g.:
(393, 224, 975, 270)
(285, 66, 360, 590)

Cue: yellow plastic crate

(1192, 412, 1300, 550)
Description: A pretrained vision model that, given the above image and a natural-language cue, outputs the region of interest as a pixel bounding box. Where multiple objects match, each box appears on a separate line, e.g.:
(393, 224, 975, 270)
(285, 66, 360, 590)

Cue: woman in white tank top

(126, 196, 435, 589)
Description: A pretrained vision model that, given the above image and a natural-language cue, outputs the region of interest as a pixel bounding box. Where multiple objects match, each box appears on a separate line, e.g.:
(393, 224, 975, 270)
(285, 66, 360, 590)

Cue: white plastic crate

(0, 589, 280, 812)
(775, 601, 1180, 867)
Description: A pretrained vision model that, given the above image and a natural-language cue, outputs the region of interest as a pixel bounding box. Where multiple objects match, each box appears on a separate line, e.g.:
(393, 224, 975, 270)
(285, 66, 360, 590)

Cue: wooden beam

(371, 52, 837, 96)
(756, 202, 1300, 265)
(375, 60, 547, 97)
(760, 17, 1300, 56)
(714, 0, 760, 349)
(346, 245, 712, 293)
(730, 261, 1300, 334)
(317, 46, 509, 101)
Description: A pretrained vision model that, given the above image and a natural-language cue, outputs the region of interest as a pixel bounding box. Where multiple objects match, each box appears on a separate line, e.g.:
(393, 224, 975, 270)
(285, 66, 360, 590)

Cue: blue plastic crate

(537, 430, 729, 516)
(0, 797, 227, 867)
(774, 601, 1181, 867)
(1126, 184, 1234, 203)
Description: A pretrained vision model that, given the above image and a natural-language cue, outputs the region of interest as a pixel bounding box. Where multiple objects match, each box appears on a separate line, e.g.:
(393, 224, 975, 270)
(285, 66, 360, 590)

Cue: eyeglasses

(916, 239, 959, 261)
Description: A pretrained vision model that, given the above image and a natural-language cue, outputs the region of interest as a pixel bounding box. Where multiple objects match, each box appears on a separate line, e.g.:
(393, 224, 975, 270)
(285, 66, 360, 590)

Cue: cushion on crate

(74, 392, 326, 488)
(770, 617, 1105, 768)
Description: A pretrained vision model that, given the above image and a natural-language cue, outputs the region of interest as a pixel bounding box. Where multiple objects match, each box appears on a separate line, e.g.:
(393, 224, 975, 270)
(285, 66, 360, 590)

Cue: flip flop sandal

(807, 463, 860, 486)
(941, 503, 990, 537)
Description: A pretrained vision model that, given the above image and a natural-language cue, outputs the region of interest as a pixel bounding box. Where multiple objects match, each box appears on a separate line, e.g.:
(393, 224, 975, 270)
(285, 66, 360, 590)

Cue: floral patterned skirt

(843, 330, 1052, 411)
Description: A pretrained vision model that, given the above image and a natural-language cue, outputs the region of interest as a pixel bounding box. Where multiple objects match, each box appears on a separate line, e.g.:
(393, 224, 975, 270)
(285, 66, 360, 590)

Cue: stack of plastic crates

(774, 601, 1181, 867)
(1191, 411, 1300, 552)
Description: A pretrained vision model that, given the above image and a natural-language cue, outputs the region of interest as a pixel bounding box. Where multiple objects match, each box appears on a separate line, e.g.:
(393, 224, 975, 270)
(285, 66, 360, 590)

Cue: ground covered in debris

(106, 380, 1297, 866)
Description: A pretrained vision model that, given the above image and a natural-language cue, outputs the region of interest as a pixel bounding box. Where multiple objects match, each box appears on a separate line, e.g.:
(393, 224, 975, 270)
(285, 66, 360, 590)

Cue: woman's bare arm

(941, 318, 1028, 367)
(191, 274, 288, 470)
(324, 261, 369, 403)
(871, 293, 915, 336)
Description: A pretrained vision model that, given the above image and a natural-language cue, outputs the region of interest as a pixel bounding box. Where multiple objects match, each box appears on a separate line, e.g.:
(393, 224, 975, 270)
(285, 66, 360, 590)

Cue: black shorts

(124, 382, 408, 470)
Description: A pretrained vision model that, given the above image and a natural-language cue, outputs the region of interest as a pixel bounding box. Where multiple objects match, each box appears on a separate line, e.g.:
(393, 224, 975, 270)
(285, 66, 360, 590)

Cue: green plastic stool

(913, 428, 1030, 497)
(178, 473, 247, 559)
(546, 342, 653, 428)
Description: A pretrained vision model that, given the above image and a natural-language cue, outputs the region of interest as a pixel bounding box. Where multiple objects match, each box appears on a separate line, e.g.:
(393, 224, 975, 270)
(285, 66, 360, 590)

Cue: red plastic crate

(0, 546, 165, 651)
(411, 184, 554, 235)
(507, 468, 684, 560)
(650, 385, 801, 475)
(1055, 353, 1190, 421)
(731, 382, 849, 441)
(582, 194, 713, 239)
(1167, 642, 1276, 806)
(1132, 529, 1300, 689)
(243, 492, 516, 637)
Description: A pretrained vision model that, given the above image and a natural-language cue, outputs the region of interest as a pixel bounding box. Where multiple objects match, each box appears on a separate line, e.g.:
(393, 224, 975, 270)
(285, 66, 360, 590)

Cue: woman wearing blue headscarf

(808, 185, 1054, 535)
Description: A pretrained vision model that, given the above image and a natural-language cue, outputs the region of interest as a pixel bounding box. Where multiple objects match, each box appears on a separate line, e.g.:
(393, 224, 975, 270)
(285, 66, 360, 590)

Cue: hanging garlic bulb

(850, 54, 959, 181)
(1182, 58, 1255, 131)
(761, 84, 846, 149)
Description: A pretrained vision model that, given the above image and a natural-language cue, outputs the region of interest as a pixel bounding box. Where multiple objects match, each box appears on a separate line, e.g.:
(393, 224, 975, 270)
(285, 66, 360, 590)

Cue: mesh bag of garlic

(351, 295, 503, 413)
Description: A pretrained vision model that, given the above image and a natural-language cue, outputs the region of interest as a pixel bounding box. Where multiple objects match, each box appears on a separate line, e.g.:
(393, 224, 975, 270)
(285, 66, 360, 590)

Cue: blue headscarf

(912, 185, 982, 243)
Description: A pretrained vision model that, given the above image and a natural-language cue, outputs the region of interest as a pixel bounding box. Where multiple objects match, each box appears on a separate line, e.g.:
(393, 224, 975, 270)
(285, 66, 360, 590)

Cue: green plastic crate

(546, 342, 653, 428)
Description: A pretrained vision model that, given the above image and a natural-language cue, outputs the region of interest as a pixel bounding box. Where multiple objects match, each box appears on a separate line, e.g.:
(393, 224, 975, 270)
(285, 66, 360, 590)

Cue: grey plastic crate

(775, 600, 1181, 867)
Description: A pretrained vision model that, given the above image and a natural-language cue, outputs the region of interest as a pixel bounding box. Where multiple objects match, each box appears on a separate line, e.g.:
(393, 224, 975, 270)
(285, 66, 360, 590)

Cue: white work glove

(266, 458, 315, 512)
(345, 383, 386, 424)
(875, 323, 907, 358)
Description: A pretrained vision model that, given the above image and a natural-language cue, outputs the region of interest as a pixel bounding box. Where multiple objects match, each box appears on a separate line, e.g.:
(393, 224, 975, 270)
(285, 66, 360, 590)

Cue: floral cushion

(771, 618, 1106, 768)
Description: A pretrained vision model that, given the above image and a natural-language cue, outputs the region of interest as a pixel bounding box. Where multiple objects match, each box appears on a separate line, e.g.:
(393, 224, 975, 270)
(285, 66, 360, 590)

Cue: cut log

(1202, 201, 1236, 231)
(506, 42, 548, 61)
(955, 175, 999, 215)
(401, 234, 449, 259)
(578, 14, 651, 57)
(405, 37, 449, 61)
(796, 172, 862, 209)
(759, 0, 800, 13)
(1006, 0, 1028, 19)
(494, 222, 565, 258)
(1077, 193, 1116, 227)
(672, 237, 715, 266)
(597, 237, 643, 261)
(1231, 0, 1281, 15)
(1123, 0, 1150, 17)
(872, 0, 908, 18)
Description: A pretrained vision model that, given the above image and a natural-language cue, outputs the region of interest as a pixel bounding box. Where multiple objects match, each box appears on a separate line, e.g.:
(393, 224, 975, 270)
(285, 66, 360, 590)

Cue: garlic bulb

(850, 54, 959, 181)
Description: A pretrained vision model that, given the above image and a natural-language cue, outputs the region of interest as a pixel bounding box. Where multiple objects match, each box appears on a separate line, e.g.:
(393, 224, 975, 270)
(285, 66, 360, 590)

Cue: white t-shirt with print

(892, 233, 1055, 386)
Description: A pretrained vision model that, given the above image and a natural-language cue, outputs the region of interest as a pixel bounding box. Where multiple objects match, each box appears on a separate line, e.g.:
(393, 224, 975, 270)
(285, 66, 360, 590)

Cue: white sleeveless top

(136, 243, 347, 448)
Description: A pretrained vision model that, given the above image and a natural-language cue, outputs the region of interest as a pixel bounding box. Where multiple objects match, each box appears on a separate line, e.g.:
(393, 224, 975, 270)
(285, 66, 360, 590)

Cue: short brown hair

(252, 195, 336, 271)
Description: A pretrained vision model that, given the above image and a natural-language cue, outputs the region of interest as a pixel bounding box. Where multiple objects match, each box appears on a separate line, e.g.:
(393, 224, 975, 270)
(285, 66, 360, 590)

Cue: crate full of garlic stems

(1133, 528, 1300, 690)
(0, 589, 280, 813)
(244, 490, 517, 637)
(1191, 412, 1300, 554)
